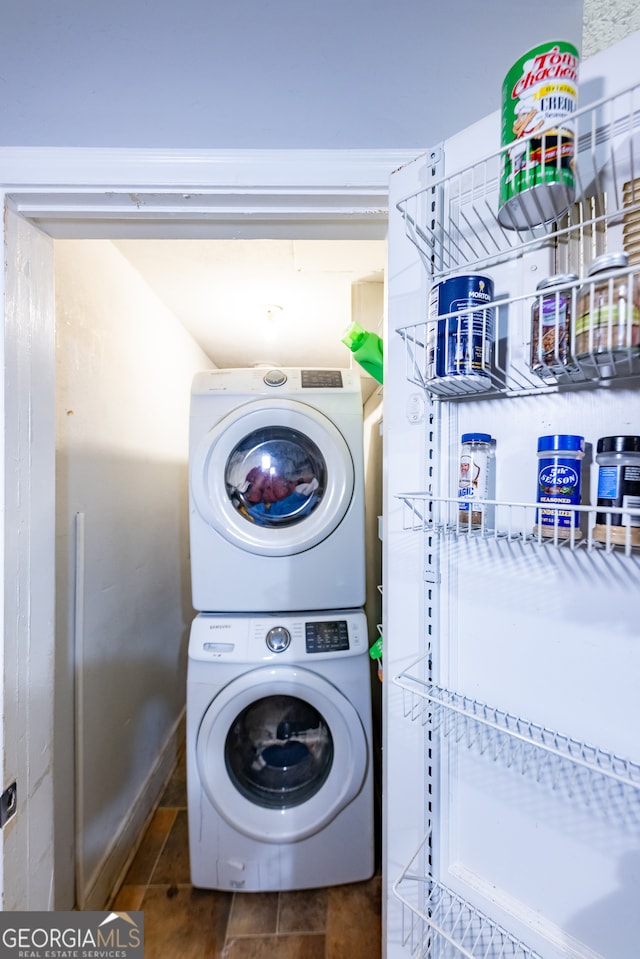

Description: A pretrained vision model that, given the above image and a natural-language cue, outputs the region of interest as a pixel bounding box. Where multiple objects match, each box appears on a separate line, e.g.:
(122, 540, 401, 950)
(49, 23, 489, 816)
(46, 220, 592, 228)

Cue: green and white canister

(499, 41, 580, 230)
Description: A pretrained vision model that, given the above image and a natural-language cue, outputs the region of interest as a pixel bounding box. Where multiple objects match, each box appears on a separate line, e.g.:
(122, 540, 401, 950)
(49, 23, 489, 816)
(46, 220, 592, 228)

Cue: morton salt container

(498, 41, 580, 230)
(593, 435, 640, 546)
(534, 433, 584, 539)
(427, 274, 494, 390)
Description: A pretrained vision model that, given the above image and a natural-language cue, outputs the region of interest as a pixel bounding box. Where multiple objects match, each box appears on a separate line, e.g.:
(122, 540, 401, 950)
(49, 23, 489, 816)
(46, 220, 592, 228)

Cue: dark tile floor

(110, 746, 382, 958)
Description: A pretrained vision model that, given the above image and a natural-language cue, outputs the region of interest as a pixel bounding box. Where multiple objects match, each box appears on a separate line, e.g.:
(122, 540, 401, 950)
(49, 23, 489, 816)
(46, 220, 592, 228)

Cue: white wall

(54, 240, 214, 907)
(583, 0, 640, 55)
(0, 0, 582, 150)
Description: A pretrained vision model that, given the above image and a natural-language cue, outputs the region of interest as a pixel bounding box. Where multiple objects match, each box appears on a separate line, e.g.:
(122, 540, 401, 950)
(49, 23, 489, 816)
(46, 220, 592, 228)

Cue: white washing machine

(188, 367, 365, 612)
(186, 608, 375, 892)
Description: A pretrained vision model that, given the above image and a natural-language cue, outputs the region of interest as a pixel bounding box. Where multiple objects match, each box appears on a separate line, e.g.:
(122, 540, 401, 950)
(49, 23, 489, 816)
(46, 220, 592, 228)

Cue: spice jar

(458, 432, 495, 529)
(534, 434, 584, 539)
(575, 252, 640, 361)
(593, 435, 640, 546)
(530, 273, 578, 374)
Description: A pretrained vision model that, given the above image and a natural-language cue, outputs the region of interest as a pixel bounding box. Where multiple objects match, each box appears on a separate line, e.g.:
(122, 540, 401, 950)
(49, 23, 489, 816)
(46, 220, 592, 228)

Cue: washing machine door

(196, 665, 368, 843)
(190, 399, 354, 556)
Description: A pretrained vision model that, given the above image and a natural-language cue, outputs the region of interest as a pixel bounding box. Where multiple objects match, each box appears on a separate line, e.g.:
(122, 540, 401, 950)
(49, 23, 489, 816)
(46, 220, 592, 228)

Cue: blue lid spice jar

(534, 434, 585, 539)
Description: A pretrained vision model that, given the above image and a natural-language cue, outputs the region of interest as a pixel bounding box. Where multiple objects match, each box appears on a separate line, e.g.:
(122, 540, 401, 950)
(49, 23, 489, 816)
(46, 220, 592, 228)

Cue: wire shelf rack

(396, 493, 640, 557)
(397, 266, 640, 401)
(390, 71, 640, 959)
(394, 846, 544, 959)
(395, 672, 640, 806)
(396, 83, 640, 280)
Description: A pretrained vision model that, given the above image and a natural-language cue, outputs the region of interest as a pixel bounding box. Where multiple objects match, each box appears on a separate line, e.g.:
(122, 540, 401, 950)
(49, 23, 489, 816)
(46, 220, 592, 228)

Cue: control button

(266, 626, 291, 653)
(263, 369, 287, 387)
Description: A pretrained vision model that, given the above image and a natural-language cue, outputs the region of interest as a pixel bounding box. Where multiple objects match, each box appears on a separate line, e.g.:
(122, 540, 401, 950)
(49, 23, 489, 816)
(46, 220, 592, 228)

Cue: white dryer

(189, 367, 365, 612)
(186, 609, 374, 892)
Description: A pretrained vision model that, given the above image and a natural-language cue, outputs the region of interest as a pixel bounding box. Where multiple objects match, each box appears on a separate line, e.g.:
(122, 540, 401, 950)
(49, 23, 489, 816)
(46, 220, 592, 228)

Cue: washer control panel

(189, 610, 365, 662)
(305, 619, 349, 653)
(265, 625, 291, 653)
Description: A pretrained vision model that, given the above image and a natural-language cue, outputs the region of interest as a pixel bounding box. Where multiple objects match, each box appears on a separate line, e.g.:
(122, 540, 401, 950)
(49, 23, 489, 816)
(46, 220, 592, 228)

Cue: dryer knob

(266, 626, 291, 653)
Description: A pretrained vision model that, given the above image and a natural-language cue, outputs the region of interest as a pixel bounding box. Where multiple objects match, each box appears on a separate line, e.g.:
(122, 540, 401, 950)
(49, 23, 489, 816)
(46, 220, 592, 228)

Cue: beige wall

(54, 239, 214, 907)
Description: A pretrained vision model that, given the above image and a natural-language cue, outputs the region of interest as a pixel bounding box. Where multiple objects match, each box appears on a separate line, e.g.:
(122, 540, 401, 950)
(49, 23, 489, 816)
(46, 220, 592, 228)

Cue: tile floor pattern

(110, 747, 382, 958)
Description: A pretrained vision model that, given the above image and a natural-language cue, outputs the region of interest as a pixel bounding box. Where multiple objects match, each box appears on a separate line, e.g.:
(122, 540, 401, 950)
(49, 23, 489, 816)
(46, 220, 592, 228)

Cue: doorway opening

(2, 149, 401, 909)
(52, 235, 385, 907)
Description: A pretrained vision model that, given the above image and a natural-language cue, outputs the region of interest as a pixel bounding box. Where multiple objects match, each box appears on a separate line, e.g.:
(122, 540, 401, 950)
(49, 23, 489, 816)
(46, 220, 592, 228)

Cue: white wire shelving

(396, 83, 640, 281)
(397, 267, 640, 402)
(396, 493, 640, 557)
(393, 851, 545, 959)
(390, 79, 640, 959)
(391, 669, 640, 958)
(395, 671, 640, 813)
(395, 81, 640, 404)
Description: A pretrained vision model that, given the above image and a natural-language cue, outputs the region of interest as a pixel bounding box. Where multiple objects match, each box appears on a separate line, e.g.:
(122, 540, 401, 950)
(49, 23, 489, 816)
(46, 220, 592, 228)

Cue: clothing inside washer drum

(225, 428, 326, 527)
(224, 695, 334, 808)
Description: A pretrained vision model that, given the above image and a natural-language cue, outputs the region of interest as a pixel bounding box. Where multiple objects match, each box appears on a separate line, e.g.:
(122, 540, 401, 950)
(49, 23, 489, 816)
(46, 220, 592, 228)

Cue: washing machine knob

(266, 626, 291, 653)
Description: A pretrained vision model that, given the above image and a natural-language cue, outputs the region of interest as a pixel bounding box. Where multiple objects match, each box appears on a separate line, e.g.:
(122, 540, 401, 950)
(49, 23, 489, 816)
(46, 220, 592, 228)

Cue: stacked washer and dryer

(186, 367, 375, 892)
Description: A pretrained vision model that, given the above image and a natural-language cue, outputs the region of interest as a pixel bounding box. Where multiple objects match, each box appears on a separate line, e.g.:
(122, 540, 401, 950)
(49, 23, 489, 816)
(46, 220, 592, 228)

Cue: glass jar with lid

(592, 435, 640, 547)
(530, 272, 579, 374)
(575, 252, 640, 362)
(458, 432, 495, 529)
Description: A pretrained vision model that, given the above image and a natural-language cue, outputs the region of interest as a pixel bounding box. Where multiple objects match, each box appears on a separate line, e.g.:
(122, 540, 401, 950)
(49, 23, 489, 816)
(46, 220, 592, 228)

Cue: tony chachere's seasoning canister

(458, 432, 495, 529)
(427, 274, 494, 390)
(575, 252, 640, 361)
(498, 41, 579, 230)
(534, 434, 584, 539)
(530, 273, 578, 374)
(593, 435, 640, 546)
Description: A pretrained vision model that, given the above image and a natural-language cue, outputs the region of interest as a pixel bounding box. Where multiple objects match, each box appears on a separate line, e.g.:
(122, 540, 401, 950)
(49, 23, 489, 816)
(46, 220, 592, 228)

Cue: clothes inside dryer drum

(225, 427, 325, 527)
(225, 695, 334, 809)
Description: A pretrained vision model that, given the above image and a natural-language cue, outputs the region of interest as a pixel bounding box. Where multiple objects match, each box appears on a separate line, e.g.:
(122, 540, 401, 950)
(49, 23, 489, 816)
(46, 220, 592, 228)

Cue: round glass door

(225, 694, 333, 808)
(196, 665, 368, 842)
(225, 428, 325, 529)
(190, 400, 355, 556)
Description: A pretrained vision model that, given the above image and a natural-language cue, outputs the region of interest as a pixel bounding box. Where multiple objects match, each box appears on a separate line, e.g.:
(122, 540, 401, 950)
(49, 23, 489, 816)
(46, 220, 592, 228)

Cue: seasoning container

(530, 273, 578, 374)
(428, 275, 494, 390)
(575, 252, 640, 363)
(458, 432, 495, 529)
(534, 434, 584, 539)
(498, 41, 580, 230)
(593, 435, 640, 546)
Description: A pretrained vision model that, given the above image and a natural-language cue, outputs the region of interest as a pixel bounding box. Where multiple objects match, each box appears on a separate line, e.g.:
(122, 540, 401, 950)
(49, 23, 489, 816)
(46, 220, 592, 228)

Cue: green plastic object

(341, 321, 384, 384)
(369, 636, 383, 660)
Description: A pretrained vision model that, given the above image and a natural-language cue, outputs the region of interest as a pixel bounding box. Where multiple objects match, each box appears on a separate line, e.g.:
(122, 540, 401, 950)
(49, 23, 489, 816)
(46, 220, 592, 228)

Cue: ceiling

(112, 238, 386, 383)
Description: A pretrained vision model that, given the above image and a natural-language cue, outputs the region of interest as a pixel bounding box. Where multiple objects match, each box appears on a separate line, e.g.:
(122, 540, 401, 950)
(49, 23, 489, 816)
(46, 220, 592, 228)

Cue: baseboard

(79, 709, 186, 910)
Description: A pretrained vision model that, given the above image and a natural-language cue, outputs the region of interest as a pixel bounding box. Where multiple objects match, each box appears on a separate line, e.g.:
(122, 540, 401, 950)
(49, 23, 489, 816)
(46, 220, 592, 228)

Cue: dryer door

(190, 399, 354, 556)
(196, 665, 368, 843)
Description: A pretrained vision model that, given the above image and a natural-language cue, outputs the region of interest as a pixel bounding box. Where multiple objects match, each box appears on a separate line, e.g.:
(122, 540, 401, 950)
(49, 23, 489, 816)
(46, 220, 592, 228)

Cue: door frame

(0, 144, 417, 908)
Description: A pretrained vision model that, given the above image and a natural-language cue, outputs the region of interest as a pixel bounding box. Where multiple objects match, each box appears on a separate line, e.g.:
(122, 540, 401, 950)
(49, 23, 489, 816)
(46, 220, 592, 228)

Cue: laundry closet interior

(52, 236, 386, 911)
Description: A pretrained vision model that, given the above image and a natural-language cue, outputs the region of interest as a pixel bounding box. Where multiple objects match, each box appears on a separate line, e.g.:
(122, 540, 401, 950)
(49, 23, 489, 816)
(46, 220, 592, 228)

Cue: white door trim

(0, 145, 408, 909)
(1, 146, 419, 238)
